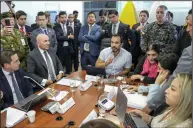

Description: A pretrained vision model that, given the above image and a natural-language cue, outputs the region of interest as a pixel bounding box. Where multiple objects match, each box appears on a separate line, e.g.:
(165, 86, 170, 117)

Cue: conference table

(14, 70, 143, 128)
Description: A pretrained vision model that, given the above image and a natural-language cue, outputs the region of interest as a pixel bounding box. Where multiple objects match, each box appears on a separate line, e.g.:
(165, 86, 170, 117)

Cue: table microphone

(24, 76, 63, 121)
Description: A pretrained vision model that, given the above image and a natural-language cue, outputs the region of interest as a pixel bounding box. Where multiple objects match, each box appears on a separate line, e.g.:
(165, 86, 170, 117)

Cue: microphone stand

(24, 76, 63, 121)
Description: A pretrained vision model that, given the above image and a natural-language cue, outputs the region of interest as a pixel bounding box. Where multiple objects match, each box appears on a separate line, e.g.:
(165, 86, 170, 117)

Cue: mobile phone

(5, 19, 11, 26)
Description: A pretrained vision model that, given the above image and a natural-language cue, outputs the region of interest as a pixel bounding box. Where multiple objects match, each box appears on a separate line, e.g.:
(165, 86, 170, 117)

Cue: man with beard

(95, 34, 132, 77)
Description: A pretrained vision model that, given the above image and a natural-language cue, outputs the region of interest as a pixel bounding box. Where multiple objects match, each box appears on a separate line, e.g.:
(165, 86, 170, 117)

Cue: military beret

(1, 11, 15, 20)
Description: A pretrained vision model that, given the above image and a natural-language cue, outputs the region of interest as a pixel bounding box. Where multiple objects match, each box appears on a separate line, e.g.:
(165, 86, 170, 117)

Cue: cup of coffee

(27, 110, 36, 123)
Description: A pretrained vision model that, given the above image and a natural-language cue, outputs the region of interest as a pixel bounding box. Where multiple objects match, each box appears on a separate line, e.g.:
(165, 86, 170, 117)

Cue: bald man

(27, 34, 63, 92)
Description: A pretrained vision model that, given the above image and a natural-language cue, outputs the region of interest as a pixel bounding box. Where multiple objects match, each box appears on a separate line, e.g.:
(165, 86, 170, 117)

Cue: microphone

(24, 76, 63, 121)
(24, 76, 54, 97)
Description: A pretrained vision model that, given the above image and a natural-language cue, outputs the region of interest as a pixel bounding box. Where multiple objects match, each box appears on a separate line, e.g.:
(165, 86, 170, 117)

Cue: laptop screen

(115, 87, 127, 122)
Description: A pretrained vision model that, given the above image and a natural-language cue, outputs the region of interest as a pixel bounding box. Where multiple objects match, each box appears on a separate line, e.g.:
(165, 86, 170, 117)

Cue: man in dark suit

(14, 10, 34, 51)
(78, 11, 102, 69)
(73, 10, 82, 26)
(103, 10, 136, 59)
(53, 11, 74, 74)
(31, 11, 58, 53)
(168, 11, 181, 34)
(96, 9, 109, 29)
(31, 16, 52, 31)
(132, 10, 149, 67)
(0, 51, 33, 110)
(67, 13, 81, 71)
(27, 34, 64, 92)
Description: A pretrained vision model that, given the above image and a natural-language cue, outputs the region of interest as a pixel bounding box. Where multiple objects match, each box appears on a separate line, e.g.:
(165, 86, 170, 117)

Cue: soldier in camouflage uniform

(141, 5, 178, 55)
(1, 12, 30, 70)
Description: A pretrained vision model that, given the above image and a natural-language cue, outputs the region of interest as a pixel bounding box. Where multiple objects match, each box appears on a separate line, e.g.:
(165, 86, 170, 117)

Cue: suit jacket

(31, 27, 58, 53)
(132, 22, 149, 57)
(103, 21, 136, 53)
(0, 68, 33, 110)
(78, 23, 102, 57)
(147, 45, 192, 110)
(53, 23, 74, 54)
(31, 23, 52, 31)
(14, 24, 34, 51)
(27, 48, 63, 86)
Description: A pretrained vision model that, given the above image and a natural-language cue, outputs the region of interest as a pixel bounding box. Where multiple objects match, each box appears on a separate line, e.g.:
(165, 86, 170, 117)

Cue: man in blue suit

(78, 11, 102, 69)
(31, 11, 58, 53)
(0, 51, 33, 110)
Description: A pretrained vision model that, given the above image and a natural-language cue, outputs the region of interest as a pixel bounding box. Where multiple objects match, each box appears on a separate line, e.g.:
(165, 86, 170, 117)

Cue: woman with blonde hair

(130, 73, 192, 127)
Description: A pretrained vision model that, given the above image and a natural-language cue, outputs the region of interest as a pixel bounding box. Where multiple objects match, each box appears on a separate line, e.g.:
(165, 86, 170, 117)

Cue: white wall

(12, 1, 83, 26)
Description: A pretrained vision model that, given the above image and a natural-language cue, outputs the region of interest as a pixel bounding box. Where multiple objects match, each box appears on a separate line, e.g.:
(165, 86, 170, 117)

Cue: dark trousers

(57, 46, 72, 74)
(81, 52, 98, 70)
(72, 49, 79, 71)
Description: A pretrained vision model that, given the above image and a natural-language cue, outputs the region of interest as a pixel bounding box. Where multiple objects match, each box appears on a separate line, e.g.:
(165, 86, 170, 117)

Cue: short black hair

(147, 44, 160, 54)
(1, 50, 17, 67)
(108, 10, 118, 16)
(59, 11, 67, 18)
(80, 119, 119, 128)
(111, 34, 123, 44)
(37, 11, 45, 17)
(188, 9, 192, 15)
(156, 53, 179, 74)
(73, 10, 78, 14)
(99, 9, 107, 16)
(157, 5, 168, 10)
(15, 10, 27, 19)
(87, 11, 96, 18)
(55, 15, 58, 22)
(140, 10, 149, 18)
(168, 11, 173, 19)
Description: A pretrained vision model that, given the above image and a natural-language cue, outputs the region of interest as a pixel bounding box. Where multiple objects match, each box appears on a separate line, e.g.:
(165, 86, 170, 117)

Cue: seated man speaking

(95, 34, 132, 77)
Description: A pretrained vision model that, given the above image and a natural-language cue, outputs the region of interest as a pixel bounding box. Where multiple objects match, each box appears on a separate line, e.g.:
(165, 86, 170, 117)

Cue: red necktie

(20, 26, 24, 33)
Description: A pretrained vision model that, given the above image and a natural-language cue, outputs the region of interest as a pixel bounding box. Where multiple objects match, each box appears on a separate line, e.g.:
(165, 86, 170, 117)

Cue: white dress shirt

(2, 68, 23, 104)
(60, 22, 69, 46)
(68, 21, 74, 34)
(111, 21, 120, 34)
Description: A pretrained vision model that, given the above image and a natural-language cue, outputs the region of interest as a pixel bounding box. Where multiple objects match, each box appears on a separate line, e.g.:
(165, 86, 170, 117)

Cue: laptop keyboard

(124, 113, 137, 128)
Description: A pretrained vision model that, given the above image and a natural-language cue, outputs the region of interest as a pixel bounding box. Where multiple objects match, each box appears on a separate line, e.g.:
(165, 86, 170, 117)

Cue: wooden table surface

(13, 70, 141, 128)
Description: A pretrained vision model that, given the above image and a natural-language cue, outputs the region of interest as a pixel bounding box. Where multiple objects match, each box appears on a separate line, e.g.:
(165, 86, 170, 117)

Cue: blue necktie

(44, 29, 48, 35)
(9, 72, 24, 102)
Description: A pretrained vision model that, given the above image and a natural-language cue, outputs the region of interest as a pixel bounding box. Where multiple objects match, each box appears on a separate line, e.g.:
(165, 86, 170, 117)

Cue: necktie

(9, 72, 24, 102)
(88, 25, 92, 35)
(112, 24, 116, 34)
(44, 51, 56, 81)
(20, 26, 24, 33)
(44, 29, 48, 35)
(62, 24, 67, 36)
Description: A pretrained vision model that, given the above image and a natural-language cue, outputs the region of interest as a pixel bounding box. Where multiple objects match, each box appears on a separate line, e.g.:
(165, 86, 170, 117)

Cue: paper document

(49, 90, 69, 101)
(124, 92, 147, 110)
(85, 75, 99, 82)
(104, 85, 118, 93)
(80, 110, 98, 126)
(6, 107, 27, 127)
(56, 78, 82, 86)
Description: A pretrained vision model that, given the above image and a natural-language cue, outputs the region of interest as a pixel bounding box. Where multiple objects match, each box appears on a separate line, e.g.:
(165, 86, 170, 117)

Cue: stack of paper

(124, 92, 147, 110)
(6, 107, 27, 127)
(85, 75, 99, 82)
(56, 78, 82, 86)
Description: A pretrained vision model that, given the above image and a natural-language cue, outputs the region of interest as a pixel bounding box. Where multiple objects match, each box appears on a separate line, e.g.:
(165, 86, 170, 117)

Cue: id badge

(21, 38, 26, 45)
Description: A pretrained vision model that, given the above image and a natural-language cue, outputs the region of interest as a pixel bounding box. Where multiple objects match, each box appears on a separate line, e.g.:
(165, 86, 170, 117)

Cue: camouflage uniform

(1, 28, 30, 69)
(141, 21, 178, 55)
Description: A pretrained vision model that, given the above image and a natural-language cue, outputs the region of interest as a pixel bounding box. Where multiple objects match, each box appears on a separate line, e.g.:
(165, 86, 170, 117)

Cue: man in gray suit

(27, 34, 63, 92)
(142, 28, 192, 115)
(31, 11, 58, 53)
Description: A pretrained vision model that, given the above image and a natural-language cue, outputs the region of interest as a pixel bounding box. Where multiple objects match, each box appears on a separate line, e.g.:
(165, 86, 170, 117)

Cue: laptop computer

(84, 66, 106, 77)
(14, 91, 48, 112)
(115, 87, 149, 128)
(0, 109, 7, 128)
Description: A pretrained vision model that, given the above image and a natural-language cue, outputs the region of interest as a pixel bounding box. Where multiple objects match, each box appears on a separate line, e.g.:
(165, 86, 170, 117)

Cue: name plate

(80, 110, 97, 126)
(85, 75, 99, 82)
(80, 80, 92, 91)
(107, 87, 116, 100)
(57, 97, 75, 114)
